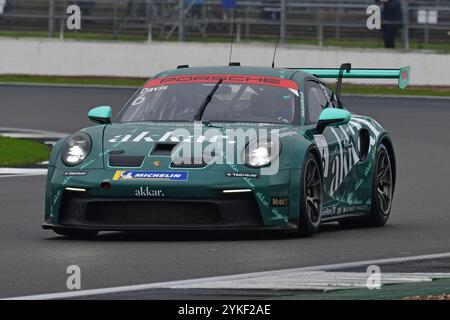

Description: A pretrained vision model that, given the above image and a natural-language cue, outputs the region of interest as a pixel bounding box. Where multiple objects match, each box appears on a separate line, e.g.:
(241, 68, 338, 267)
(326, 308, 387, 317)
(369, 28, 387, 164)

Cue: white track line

(0, 127, 68, 140)
(168, 271, 450, 291)
(0, 126, 68, 136)
(4, 252, 450, 300)
(342, 94, 450, 100)
(0, 168, 47, 178)
(0, 173, 47, 179)
(1, 133, 61, 139)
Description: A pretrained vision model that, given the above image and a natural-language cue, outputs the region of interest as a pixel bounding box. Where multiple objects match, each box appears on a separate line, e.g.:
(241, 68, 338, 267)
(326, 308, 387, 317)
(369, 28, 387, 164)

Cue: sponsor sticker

(113, 170, 189, 181)
(225, 172, 259, 179)
(64, 171, 88, 177)
(152, 160, 161, 167)
(271, 197, 289, 206)
(134, 187, 165, 197)
(313, 134, 328, 148)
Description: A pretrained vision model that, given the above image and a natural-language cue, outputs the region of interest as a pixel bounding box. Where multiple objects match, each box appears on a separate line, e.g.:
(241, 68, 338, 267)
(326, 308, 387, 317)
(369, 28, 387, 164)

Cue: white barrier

(1, 38, 448, 86)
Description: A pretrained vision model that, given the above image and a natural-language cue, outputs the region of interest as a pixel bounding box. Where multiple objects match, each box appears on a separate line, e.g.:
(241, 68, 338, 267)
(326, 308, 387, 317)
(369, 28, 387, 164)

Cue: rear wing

(297, 66, 411, 89)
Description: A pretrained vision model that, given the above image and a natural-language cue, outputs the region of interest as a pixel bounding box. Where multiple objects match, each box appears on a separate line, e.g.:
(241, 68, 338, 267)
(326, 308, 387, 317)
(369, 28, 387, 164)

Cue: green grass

(280, 278, 450, 300)
(0, 137, 50, 167)
(0, 31, 149, 42)
(0, 31, 49, 38)
(0, 75, 145, 87)
(335, 84, 450, 97)
(1, 74, 449, 97)
(1, 30, 450, 53)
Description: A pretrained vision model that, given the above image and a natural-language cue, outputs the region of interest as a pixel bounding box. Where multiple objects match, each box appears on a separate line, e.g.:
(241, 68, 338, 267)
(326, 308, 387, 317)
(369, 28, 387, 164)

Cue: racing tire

(339, 143, 393, 228)
(53, 229, 99, 239)
(298, 153, 323, 237)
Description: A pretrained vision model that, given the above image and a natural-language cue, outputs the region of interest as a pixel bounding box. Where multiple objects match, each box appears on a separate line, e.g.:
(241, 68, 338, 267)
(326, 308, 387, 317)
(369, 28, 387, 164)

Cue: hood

(101, 121, 299, 171)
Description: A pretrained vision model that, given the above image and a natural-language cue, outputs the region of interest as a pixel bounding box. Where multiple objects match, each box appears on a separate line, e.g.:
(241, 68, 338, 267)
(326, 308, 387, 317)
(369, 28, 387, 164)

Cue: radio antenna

(228, 9, 237, 65)
(271, 39, 280, 68)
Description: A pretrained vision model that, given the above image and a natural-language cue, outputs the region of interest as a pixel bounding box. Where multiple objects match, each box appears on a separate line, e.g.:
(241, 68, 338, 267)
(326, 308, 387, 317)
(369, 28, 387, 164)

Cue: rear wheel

(53, 229, 99, 239)
(298, 153, 323, 237)
(368, 143, 393, 226)
(339, 143, 393, 228)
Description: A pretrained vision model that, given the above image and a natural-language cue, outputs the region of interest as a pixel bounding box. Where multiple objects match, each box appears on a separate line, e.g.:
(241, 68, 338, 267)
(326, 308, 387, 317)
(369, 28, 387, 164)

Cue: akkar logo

(134, 187, 165, 197)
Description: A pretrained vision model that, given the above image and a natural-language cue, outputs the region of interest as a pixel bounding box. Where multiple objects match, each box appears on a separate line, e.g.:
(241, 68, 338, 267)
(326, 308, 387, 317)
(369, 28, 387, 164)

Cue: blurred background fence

(0, 0, 449, 49)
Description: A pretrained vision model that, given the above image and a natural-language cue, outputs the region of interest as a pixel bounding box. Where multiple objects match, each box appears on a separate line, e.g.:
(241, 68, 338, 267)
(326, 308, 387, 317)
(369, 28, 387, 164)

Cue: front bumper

(44, 167, 301, 231)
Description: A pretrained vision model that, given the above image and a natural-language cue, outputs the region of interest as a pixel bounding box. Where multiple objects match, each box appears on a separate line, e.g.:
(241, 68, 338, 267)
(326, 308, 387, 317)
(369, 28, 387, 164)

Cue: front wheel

(298, 153, 323, 237)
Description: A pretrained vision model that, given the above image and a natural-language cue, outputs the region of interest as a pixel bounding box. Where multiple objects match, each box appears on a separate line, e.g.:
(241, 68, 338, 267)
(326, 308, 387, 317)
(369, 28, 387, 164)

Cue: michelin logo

(113, 170, 189, 181)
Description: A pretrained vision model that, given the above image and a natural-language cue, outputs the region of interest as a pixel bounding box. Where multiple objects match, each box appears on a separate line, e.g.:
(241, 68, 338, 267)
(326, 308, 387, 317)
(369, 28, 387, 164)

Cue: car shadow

(46, 222, 347, 242)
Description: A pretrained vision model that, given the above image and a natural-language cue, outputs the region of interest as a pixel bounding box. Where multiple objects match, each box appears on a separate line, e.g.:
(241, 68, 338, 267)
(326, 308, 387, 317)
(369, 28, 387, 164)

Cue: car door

(303, 79, 352, 215)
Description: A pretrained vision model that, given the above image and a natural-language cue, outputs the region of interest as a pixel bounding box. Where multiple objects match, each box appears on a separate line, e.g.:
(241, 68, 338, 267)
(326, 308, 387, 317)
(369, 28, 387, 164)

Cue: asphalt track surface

(0, 84, 449, 298)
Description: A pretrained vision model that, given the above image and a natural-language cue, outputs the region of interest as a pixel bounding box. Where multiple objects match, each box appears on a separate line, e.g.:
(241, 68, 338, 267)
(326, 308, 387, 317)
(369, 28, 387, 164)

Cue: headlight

(61, 132, 92, 166)
(244, 140, 279, 168)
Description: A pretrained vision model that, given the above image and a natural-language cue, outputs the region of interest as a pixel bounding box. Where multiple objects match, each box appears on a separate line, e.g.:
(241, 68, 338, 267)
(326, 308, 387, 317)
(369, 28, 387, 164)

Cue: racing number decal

(131, 86, 168, 106)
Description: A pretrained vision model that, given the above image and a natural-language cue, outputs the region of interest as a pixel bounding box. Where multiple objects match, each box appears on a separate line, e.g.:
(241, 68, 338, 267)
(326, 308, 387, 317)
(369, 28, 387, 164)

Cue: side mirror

(88, 106, 112, 124)
(316, 108, 351, 133)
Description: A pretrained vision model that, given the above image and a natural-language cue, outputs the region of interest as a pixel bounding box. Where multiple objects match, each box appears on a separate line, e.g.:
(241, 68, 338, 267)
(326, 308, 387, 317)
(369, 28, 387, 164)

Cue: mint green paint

(160, 66, 299, 79)
(44, 117, 385, 228)
(397, 66, 411, 89)
(88, 106, 112, 124)
(319, 108, 351, 126)
(299, 67, 410, 89)
(43, 66, 397, 232)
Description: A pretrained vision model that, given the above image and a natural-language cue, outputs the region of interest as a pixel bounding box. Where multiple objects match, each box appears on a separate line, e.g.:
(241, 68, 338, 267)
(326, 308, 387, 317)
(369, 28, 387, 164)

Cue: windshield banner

(144, 74, 299, 91)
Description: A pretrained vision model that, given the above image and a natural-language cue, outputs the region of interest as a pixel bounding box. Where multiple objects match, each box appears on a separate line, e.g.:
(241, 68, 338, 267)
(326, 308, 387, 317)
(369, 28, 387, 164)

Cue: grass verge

(337, 84, 450, 97)
(1, 31, 450, 53)
(0, 137, 50, 167)
(1, 74, 449, 97)
(281, 278, 450, 300)
(0, 75, 145, 87)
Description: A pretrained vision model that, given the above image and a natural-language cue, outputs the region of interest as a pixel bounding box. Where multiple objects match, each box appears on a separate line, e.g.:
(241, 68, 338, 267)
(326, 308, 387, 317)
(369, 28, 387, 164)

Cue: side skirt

(321, 211, 369, 223)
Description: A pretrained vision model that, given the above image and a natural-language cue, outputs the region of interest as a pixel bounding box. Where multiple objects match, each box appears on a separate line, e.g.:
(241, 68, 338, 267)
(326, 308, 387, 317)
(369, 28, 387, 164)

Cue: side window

(304, 80, 328, 124)
(320, 83, 337, 108)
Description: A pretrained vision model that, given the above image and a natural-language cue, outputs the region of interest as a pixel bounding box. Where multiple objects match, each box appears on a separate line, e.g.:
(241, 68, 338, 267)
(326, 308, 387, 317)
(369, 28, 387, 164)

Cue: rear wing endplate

(297, 66, 411, 89)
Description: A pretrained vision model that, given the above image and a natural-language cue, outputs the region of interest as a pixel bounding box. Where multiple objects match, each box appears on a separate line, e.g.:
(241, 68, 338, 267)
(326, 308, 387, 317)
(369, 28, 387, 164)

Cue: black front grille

(58, 192, 263, 229)
(85, 201, 220, 225)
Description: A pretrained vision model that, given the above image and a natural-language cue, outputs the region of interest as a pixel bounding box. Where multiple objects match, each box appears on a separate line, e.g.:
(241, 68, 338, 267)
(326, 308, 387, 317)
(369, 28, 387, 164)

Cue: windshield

(117, 74, 299, 124)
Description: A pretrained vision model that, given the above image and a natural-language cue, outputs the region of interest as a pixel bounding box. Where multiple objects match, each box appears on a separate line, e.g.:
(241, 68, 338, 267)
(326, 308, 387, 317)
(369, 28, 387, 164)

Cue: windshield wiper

(202, 120, 222, 128)
(193, 78, 223, 122)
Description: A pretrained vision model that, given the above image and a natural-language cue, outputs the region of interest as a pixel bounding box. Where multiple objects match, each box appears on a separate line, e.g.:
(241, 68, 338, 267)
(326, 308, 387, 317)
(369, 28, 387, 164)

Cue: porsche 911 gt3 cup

(43, 64, 410, 238)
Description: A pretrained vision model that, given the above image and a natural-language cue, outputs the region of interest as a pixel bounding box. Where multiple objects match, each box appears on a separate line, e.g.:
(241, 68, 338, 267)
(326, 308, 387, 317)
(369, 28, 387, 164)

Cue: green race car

(43, 64, 410, 238)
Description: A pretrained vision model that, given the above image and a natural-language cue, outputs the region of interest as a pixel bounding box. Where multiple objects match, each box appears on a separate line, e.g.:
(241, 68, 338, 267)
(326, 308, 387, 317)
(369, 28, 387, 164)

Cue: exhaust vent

(151, 143, 178, 156)
(109, 155, 144, 167)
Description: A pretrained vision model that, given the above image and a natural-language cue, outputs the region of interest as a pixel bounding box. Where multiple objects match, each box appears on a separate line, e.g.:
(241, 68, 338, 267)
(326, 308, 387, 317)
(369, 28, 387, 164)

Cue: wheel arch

(308, 146, 323, 176)
(287, 142, 323, 227)
(296, 147, 323, 236)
